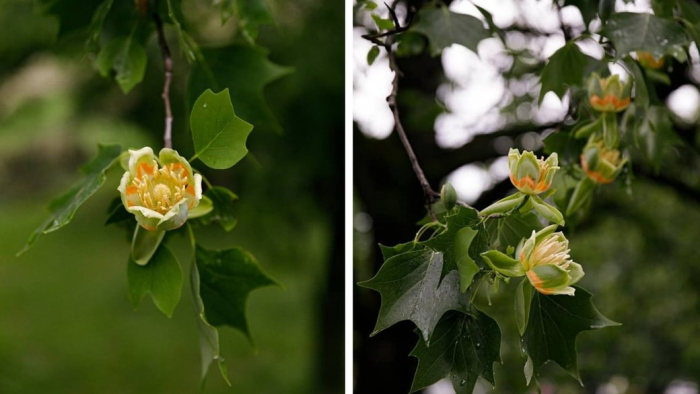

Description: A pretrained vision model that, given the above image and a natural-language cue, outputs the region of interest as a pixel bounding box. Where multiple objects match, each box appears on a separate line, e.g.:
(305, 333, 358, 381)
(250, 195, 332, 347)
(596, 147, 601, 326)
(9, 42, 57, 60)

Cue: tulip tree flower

(480, 149, 564, 225)
(581, 138, 627, 185)
(481, 225, 584, 295)
(587, 73, 632, 113)
(118, 147, 202, 232)
(637, 52, 664, 70)
(507, 149, 558, 195)
(565, 138, 627, 217)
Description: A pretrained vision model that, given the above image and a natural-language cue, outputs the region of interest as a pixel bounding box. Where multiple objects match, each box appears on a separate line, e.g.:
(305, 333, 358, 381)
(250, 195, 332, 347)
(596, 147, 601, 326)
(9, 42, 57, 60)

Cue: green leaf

(412, 6, 491, 56)
(195, 244, 278, 342)
(187, 45, 292, 132)
(423, 206, 480, 280)
(602, 13, 689, 59)
(409, 310, 501, 394)
(538, 42, 591, 104)
(191, 256, 230, 386)
(190, 88, 253, 170)
(367, 45, 380, 65)
(128, 245, 183, 318)
(220, 0, 274, 42)
(96, 35, 147, 94)
(515, 278, 533, 336)
(131, 226, 165, 266)
(524, 287, 620, 381)
(18, 144, 122, 255)
(85, 0, 113, 53)
(378, 241, 416, 260)
(358, 249, 469, 341)
(485, 211, 543, 252)
(199, 186, 239, 231)
(371, 14, 394, 30)
(454, 227, 479, 292)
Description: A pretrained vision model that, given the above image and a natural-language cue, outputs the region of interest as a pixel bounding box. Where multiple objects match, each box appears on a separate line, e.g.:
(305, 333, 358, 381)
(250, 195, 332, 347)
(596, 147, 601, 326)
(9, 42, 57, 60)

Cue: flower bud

(580, 138, 627, 184)
(587, 73, 632, 113)
(441, 182, 457, 211)
(118, 147, 202, 231)
(481, 225, 584, 296)
(507, 149, 559, 195)
(637, 52, 665, 70)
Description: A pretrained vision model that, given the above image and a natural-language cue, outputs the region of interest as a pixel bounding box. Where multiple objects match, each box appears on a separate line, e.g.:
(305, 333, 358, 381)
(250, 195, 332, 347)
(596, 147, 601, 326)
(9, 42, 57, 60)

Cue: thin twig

(154, 12, 174, 149)
(361, 3, 416, 46)
(377, 3, 440, 219)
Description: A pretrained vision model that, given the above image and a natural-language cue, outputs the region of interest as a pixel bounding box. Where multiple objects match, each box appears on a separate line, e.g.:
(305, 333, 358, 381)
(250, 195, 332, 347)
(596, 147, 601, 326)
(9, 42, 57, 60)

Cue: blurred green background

(0, 0, 343, 393)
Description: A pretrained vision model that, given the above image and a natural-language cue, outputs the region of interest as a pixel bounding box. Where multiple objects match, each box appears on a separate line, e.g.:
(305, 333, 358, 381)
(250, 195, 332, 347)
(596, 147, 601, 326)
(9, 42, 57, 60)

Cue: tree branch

(378, 4, 441, 218)
(154, 13, 174, 149)
(361, 3, 415, 46)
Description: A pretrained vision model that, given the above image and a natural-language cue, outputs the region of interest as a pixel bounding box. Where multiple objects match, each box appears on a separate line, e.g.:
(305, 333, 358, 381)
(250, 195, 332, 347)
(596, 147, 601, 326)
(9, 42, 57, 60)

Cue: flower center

(529, 235, 571, 269)
(131, 163, 189, 214)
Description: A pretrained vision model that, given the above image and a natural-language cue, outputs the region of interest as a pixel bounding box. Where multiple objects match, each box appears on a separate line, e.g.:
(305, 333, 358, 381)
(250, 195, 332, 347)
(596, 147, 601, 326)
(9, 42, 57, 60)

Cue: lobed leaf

(602, 12, 688, 59)
(190, 88, 253, 170)
(409, 310, 501, 394)
(358, 249, 469, 341)
(538, 42, 593, 104)
(412, 6, 491, 57)
(195, 244, 278, 342)
(187, 45, 292, 133)
(523, 287, 620, 382)
(422, 206, 480, 281)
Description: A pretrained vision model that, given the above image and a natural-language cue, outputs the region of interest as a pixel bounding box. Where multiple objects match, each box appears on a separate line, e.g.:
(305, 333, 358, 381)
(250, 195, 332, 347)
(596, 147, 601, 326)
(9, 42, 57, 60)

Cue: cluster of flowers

(474, 52, 665, 295)
(480, 149, 582, 295)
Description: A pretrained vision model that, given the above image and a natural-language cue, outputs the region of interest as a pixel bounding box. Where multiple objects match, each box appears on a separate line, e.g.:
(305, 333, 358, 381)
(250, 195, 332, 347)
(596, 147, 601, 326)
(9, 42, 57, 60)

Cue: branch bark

(154, 13, 174, 149)
(381, 10, 441, 218)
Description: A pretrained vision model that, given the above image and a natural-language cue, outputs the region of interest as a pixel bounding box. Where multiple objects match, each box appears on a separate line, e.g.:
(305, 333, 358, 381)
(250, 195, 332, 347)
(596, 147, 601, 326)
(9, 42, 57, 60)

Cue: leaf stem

(153, 11, 174, 149)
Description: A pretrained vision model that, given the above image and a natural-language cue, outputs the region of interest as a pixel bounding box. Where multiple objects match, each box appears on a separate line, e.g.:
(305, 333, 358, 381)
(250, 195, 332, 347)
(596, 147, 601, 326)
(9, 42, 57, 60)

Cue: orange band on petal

(527, 270, 552, 295)
(581, 154, 614, 184)
(590, 94, 630, 111)
(137, 162, 155, 179)
(126, 186, 138, 195)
